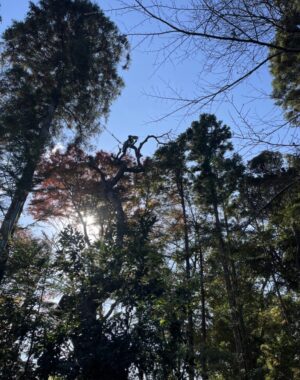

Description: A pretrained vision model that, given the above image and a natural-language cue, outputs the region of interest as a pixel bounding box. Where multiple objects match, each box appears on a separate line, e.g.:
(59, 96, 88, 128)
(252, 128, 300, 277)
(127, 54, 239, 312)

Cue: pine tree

(184, 114, 251, 378)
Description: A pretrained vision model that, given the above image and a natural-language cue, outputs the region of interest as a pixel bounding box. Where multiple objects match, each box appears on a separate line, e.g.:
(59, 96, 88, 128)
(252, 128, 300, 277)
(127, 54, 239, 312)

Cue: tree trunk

(251, 209, 292, 326)
(0, 103, 56, 282)
(75, 207, 91, 246)
(198, 241, 208, 380)
(223, 206, 254, 373)
(291, 224, 300, 285)
(209, 179, 249, 379)
(177, 174, 195, 380)
(106, 188, 126, 248)
(0, 188, 29, 281)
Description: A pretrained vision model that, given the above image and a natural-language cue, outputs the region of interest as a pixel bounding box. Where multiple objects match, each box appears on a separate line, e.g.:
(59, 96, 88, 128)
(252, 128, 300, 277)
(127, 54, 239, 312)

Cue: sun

(83, 214, 96, 226)
(81, 214, 99, 240)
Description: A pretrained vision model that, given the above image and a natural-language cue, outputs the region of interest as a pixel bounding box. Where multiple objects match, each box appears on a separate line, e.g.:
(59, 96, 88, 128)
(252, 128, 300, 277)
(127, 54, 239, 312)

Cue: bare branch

(133, 0, 299, 53)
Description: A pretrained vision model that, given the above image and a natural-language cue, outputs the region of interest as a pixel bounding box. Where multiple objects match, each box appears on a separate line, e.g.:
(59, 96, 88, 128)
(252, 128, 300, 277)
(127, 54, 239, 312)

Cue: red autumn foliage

(29, 145, 134, 225)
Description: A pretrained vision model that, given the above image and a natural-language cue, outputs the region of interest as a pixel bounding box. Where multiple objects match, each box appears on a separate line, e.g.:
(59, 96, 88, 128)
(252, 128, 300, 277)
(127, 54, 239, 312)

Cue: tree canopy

(0, 0, 129, 281)
(0, 1, 300, 379)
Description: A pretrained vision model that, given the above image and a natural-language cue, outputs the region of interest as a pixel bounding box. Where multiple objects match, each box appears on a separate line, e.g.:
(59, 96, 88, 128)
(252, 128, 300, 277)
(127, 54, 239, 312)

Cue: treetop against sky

(0, 0, 298, 157)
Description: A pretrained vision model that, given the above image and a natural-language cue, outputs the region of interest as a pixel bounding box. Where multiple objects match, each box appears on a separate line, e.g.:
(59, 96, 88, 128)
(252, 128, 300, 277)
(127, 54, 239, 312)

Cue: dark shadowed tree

(183, 114, 252, 378)
(0, 0, 129, 281)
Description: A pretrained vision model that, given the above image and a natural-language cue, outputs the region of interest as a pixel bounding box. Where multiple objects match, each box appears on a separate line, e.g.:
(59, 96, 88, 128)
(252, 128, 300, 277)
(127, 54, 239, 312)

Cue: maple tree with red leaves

(30, 145, 143, 245)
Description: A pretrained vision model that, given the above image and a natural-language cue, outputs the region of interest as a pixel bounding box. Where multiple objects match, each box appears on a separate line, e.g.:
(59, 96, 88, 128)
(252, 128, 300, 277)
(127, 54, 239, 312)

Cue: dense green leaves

(270, 0, 300, 125)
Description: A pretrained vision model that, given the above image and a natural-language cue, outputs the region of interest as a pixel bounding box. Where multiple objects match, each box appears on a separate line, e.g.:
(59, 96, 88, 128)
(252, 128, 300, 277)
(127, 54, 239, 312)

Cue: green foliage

(0, 233, 52, 378)
(270, 0, 300, 125)
(0, 0, 129, 168)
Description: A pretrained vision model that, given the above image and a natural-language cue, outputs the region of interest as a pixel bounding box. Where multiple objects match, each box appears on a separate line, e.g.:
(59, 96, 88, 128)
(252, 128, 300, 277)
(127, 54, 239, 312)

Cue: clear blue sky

(1, 0, 298, 158)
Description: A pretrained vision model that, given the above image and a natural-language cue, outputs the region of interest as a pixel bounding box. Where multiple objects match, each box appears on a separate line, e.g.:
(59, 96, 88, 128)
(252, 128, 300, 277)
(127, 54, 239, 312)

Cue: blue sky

(1, 0, 298, 158)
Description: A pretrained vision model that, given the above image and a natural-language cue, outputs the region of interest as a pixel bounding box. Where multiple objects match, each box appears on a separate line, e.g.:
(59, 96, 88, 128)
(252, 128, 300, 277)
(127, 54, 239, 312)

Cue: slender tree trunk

(106, 188, 126, 248)
(0, 103, 56, 283)
(223, 206, 254, 371)
(198, 241, 208, 380)
(75, 207, 91, 246)
(209, 180, 249, 379)
(251, 209, 292, 326)
(291, 224, 300, 285)
(0, 184, 29, 280)
(21, 278, 47, 380)
(177, 174, 195, 380)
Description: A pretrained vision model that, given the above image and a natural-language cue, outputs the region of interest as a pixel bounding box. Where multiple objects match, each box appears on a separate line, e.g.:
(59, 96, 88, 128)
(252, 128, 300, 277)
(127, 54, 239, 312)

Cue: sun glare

(82, 214, 99, 241)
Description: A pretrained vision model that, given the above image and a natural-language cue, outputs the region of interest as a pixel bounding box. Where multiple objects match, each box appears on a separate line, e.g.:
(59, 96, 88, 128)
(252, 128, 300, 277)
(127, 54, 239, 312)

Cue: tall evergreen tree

(155, 138, 196, 380)
(0, 0, 129, 281)
(183, 114, 251, 378)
